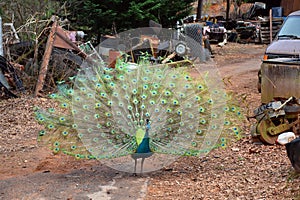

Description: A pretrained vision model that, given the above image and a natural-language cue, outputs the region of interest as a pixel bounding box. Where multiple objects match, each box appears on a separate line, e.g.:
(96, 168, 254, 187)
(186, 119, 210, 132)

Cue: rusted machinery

(252, 58, 300, 144)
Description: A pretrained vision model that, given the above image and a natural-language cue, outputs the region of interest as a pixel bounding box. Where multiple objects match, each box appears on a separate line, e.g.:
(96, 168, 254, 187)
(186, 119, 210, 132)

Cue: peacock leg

(141, 157, 145, 174)
(133, 158, 137, 175)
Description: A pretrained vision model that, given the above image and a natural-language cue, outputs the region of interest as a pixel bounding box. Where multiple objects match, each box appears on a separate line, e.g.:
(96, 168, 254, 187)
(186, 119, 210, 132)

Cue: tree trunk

(226, 0, 230, 21)
(196, 0, 203, 21)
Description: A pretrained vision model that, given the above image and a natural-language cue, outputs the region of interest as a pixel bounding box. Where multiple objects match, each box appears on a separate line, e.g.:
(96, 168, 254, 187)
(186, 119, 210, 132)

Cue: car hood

(266, 40, 300, 55)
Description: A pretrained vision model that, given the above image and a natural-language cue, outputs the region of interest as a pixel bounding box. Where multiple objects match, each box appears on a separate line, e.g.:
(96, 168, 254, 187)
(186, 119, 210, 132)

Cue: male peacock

(35, 56, 243, 174)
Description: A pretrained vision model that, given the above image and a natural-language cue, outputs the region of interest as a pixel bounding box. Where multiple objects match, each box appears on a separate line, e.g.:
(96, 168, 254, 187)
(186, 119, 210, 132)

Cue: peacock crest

(35, 27, 243, 173)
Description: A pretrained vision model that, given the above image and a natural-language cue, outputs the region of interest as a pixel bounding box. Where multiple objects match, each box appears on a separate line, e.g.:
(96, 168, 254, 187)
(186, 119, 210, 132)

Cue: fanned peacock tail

(35, 57, 243, 172)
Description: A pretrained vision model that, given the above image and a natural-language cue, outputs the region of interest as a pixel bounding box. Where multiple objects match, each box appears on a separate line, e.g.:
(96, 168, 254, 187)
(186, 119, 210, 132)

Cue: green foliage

(0, 0, 194, 43)
(59, 0, 194, 42)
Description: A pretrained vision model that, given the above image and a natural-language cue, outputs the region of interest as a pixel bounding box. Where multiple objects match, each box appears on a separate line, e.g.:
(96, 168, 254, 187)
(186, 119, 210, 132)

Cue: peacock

(35, 26, 243, 173)
(35, 56, 243, 174)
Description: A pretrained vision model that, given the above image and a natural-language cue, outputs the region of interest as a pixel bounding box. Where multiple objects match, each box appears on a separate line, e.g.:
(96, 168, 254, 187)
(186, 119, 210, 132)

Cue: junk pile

(0, 16, 90, 98)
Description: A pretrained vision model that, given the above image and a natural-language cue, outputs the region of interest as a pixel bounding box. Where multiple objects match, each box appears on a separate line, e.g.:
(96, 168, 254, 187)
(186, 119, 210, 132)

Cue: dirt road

(1, 43, 299, 200)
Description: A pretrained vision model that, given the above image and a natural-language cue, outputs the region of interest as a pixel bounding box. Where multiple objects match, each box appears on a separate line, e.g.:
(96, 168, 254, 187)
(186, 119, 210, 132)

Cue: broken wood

(34, 18, 58, 97)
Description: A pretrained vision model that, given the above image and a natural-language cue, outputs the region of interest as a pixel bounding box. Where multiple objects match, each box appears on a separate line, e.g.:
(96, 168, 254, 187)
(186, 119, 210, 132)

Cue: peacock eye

(95, 103, 101, 108)
(169, 83, 175, 87)
(132, 89, 137, 94)
(61, 103, 68, 108)
(198, 85, 203, 90)
(59, 117, 65, 122)
(200, 119, 206, 124)
(208, 99, 213, 104)
(184, 84, 191, 89)
(49, 93, 57, 98)
(177, 110, 182, 115)
(87, 93, 93, 98)
(104, 75, 111, 79)
(75, 97, 80, 101)
(199, 107, 205, 112)
(83, 105, 89, 109)
(166, 108, 172, 113)
(113, 92, 118, 97)
(39, 130, 46, 136)
(211, 125, 218, 129)
(164, 90, 171, 96)
(161, 99, 167, 104)
(133, 99, 139, 104)
(109, 82, 115, 87)
(48, 124, 54, 129)
(224, 120, 230, 125)
(191, 141, 197, 147)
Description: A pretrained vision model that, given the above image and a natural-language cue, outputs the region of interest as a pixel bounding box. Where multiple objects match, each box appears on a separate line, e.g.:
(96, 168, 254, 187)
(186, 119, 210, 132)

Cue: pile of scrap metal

(202, 16, 228, 45)
(179, 14, 222, 52)
(251, 58, 300, 144)
(0, 16, 92, 98)
(98, 20, 211, 68)
(226, 3, 283, 44)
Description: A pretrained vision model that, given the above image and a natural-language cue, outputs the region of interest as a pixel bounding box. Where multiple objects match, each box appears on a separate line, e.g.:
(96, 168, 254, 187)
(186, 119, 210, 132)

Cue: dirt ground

(1, 43, 300, 200)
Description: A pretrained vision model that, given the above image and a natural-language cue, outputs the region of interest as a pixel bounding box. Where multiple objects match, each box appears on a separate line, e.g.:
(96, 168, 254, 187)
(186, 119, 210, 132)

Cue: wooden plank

(34, 19, 58, 97)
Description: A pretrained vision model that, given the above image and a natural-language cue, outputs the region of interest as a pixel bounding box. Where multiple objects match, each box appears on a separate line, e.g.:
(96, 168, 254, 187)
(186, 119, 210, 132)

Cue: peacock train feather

(35, 57, 243, 173)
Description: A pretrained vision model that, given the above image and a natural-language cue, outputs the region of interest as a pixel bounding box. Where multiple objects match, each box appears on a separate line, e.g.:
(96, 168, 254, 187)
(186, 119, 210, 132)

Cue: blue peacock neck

(135, 120, 151, 154)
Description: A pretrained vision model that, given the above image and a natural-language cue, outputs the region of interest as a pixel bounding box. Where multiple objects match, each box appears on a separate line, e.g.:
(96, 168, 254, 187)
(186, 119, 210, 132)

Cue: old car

(258, 10, 300, 92)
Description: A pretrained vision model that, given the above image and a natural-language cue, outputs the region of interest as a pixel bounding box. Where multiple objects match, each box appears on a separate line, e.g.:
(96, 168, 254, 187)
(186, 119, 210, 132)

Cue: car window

(278, 16, 300, 38)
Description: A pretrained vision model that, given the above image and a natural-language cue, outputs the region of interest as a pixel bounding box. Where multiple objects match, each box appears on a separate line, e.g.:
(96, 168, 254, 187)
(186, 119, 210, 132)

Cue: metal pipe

(0, 16, 3, 56)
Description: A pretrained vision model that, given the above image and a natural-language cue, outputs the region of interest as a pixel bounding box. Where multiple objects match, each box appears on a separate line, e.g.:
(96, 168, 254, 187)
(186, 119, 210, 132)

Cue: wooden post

(34, 18, 58, 97)
(196, 0, 203, 21)
(269, 9, 273, 44)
